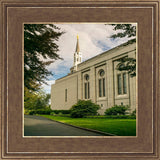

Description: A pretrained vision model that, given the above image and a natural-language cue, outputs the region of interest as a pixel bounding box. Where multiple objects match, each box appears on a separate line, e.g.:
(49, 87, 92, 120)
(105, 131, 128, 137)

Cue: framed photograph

(0, 0, 159, 159)
(24, 23, 137, 137)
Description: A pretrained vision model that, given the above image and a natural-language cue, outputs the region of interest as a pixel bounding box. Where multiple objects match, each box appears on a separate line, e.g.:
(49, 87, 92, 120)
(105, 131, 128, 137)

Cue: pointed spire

(72, 34, 82, 72)
(75, 34, 80, 52)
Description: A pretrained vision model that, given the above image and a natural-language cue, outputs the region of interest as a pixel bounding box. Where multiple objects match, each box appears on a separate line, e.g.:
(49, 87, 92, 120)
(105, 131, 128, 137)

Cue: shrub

(70, 100, 100, 118)
(50, 112, 56, 116)
(131, 109, 136, 116)
(58, 112, 63, 116)
(105, 105, 129, 115)
(24, 108, 30, 115)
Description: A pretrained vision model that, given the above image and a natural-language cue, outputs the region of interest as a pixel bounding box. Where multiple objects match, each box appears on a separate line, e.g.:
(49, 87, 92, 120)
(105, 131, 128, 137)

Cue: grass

(40, 115, 136, 136)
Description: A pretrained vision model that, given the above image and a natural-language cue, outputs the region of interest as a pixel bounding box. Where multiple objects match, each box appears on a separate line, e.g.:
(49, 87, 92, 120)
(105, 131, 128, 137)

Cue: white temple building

(51, 36, 136, 114)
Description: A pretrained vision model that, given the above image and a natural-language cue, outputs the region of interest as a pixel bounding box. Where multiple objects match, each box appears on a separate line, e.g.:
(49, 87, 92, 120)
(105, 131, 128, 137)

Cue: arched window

(98, 69, 105, 97)
(84, 74, 90, 99)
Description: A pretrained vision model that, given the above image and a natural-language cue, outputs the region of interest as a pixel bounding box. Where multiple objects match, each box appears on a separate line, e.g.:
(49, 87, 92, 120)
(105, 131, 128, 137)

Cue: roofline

(54, 71, 78, 81)
(54, 39, 136, 82)
(78, 39, 136, 67)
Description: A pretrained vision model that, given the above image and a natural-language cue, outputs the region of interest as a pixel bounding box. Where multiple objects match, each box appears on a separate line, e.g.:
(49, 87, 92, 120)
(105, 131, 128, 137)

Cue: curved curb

(38, 115, 116, 136)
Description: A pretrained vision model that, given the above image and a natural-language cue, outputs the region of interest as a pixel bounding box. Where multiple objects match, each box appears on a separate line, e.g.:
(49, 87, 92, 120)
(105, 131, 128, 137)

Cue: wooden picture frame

(0, 0, 159, 159)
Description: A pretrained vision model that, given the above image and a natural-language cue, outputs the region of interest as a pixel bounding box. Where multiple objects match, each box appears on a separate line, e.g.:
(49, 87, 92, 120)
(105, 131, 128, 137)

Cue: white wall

(51, 74, 78, 110)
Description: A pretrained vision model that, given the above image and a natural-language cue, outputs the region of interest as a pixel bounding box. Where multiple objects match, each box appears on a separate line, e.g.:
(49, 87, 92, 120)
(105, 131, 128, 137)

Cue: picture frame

(0, 0, 159, 159)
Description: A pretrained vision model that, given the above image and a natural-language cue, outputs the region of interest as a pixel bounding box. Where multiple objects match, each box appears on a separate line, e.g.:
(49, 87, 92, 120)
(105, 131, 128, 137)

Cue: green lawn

(40, 115, 136, 136)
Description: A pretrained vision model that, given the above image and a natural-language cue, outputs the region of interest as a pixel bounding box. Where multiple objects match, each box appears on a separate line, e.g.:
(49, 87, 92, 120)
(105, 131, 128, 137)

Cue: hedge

(28, 108, 52, 115)
(51, 110, 71, 114)
(26, 109, 71, 115)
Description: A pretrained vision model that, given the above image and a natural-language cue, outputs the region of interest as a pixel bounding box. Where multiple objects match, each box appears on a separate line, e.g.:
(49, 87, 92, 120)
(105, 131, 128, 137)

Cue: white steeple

(73, 35, 82, 71)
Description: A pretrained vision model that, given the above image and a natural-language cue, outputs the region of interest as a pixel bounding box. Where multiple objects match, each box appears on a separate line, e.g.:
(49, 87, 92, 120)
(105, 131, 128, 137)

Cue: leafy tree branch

(24, 24, 64, 91)
(108, 24, 136, 77)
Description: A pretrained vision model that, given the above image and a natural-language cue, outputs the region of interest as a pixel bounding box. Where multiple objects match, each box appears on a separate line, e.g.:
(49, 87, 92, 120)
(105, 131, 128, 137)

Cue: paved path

(24, 115, 105, 136)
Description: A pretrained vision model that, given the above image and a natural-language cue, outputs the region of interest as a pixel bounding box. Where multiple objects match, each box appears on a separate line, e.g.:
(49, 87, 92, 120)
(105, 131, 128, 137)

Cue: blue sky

(41, 23, 136, 93)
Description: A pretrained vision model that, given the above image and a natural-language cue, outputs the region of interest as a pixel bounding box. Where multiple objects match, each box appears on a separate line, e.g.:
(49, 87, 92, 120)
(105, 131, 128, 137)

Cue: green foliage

(70, 100, 100, 118)
(105, 105, 129, 115)
(110, 24, 136, 39)
(24, 87, 51, 110)
(24, 24, 64, 91)
(28, 108, 52, 115)
(51, 110, 71, 114)
(116, 57, 136, 77)
(131, 109, 136, 116)
(50, 112, 56, 116)
(108, 24, 136, 77)
(24, 108, 30, 115)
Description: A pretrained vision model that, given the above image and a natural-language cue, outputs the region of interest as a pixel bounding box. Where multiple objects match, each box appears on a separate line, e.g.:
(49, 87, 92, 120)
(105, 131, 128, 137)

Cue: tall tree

(24, 24, 64, 91)
(24, 87, 51, 110)
(109, 24, 136, 77)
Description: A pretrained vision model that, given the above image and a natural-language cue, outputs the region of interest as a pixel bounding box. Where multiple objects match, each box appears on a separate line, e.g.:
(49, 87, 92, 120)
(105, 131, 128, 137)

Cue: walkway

(24, 115, 105, 136)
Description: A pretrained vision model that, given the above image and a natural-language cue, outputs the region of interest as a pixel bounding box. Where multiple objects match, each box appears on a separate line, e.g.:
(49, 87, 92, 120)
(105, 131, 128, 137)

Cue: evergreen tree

(24, 24, 64, 91)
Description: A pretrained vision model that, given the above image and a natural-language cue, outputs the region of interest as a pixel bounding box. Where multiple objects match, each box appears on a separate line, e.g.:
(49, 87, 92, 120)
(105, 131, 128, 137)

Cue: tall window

(84, 74, 90, 99)
(117, 74, 122, 94)
(65, 89, 67, 102)
(123, 73, 127, 94)
(103, 78, 105, 96)
(99, 79, 102, 97)
(117, 73, 127, 95)
(98, 69, 105, 97)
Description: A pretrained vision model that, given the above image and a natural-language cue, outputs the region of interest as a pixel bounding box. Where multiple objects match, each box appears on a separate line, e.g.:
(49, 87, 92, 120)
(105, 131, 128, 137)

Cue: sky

(41, 23, 135, 93)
